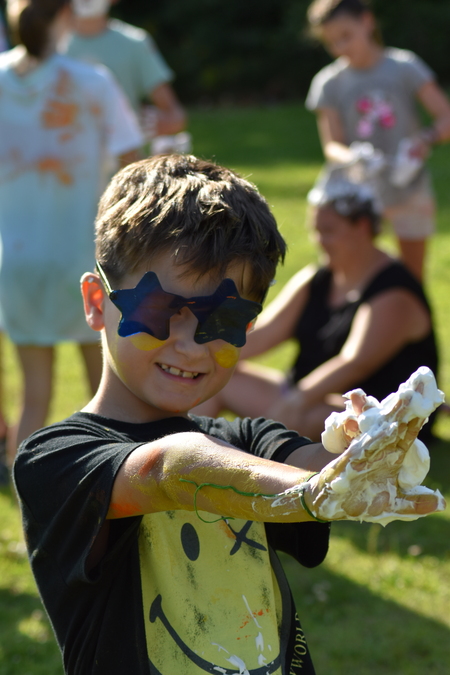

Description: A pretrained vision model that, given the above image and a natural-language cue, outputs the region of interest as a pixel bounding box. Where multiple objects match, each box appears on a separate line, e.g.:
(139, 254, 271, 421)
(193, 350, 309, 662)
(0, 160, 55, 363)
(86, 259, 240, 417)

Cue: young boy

(63, 0, 186, 147)
(13, 155, 443, 675)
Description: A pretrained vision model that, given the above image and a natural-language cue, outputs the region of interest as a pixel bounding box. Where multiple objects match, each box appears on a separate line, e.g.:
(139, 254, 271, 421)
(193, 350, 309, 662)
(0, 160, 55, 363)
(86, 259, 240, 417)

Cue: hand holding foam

(306, 367, 446, 525)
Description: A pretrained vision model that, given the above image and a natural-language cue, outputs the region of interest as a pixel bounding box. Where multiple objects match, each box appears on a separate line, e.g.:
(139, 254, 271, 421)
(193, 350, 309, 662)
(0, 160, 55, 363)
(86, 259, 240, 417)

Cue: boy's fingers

(312, 484, 445, 523)
(349, 391, 365, 416)
(396, 489, 445, 516)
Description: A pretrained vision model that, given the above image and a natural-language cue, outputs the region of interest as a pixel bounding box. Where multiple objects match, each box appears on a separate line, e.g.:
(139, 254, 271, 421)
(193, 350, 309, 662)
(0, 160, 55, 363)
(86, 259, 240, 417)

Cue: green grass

(1, 103, 450, 673)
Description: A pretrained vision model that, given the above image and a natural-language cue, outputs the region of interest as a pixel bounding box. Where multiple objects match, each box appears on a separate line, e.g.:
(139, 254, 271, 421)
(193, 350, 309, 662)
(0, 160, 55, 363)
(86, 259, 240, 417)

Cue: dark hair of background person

(7, 0, 69, 58)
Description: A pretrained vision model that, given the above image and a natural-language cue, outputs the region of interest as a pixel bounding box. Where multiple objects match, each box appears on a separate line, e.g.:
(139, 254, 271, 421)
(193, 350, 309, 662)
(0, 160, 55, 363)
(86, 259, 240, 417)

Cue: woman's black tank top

(290, 262, 438, 406)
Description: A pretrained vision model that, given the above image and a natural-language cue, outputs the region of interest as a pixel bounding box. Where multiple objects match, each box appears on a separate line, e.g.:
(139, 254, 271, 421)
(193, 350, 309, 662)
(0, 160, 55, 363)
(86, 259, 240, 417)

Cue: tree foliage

(114, 0, 450, 103)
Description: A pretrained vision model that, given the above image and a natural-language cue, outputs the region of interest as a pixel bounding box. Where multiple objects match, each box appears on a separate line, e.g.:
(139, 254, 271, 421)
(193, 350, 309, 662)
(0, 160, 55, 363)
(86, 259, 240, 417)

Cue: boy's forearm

(108, 432, 320, 523)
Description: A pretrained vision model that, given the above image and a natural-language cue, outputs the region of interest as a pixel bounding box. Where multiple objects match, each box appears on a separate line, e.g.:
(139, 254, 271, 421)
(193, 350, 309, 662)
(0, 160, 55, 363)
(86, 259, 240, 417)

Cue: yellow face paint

(130, 333, 166, 351)
(212, 343, 240, 368)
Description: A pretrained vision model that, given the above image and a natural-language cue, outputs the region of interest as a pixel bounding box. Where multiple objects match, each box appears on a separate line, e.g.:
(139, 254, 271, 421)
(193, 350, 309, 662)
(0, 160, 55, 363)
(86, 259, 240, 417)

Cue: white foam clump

(322, 367, 444, 455)
(398, 439, 430, 490)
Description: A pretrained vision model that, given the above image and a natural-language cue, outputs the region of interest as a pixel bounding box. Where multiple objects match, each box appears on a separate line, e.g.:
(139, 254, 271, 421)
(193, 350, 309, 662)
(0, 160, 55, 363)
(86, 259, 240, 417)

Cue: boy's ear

(80, 273, 106, 331)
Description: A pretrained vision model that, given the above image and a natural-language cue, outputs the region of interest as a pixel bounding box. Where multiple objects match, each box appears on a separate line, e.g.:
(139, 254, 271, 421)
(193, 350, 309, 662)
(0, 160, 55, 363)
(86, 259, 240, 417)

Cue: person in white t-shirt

(1, 0, 142, 460)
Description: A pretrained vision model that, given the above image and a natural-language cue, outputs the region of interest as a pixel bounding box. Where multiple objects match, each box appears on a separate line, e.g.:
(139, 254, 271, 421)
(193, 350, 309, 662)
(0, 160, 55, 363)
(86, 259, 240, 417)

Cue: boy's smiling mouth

(159, 363, 200, 379)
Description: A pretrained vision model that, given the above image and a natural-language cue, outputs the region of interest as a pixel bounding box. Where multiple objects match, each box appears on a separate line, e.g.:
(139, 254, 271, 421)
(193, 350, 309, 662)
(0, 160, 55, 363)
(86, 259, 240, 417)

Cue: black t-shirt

(290, 262, 438, 438)
(14, 413, 330, 675)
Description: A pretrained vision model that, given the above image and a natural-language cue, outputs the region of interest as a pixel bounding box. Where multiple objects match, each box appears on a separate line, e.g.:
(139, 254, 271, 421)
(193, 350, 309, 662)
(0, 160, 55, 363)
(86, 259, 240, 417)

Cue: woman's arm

(316, 108, 354, 164)
(269, 288, 430, 418)
(240, 265, 317, 359)
(303, 289, 429, 400)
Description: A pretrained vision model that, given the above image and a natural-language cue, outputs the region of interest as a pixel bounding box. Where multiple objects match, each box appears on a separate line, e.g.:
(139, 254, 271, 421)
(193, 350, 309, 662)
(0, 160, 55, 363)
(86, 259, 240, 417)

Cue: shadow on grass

(0, 588, 62, 675)
(0, 486, 63, 674)
(281, 554, 450, 675)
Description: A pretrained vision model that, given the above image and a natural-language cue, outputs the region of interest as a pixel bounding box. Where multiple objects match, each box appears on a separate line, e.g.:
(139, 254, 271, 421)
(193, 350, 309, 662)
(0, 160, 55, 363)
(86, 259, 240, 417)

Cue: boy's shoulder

(107, 18, 151, 46)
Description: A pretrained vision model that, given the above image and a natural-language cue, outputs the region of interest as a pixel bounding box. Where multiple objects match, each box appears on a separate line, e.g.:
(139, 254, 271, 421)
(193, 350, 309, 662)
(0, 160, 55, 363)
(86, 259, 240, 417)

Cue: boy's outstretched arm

(107, 433, 329, 523)
(107, 406, 443, 526)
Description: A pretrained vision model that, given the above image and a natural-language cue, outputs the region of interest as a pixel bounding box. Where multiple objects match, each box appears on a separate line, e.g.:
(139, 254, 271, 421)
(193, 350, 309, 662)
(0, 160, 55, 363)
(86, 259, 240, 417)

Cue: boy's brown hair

(95, 154, 286, 302)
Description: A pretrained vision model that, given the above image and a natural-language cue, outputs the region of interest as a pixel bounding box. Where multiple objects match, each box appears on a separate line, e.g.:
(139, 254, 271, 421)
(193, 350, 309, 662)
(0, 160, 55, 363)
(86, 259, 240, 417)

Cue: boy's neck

(72, 15, 109, 37)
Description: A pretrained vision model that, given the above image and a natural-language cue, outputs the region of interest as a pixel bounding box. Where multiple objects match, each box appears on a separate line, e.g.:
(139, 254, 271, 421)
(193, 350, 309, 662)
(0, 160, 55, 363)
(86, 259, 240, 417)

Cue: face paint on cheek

(211, 343, 240, 368)
(130, 333, 166, 351)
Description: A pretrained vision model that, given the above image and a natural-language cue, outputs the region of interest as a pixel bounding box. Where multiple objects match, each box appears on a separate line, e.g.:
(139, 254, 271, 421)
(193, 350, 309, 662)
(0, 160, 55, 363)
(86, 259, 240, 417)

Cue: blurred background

(109, 0, 450, 105)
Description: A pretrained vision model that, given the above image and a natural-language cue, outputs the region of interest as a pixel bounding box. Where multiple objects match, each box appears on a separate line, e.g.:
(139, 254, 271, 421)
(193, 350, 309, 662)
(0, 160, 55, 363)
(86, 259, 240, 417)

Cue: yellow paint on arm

(107, 434, 319, 523)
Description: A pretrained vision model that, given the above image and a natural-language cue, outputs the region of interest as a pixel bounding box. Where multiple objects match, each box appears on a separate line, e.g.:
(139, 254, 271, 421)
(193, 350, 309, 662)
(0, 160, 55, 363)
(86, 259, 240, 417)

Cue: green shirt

(63, 19, 174, 112)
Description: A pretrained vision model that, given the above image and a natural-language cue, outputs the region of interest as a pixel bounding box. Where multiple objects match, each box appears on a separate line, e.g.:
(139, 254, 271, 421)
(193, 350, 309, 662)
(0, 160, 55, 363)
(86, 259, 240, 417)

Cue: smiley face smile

(148, 594, 281, 675)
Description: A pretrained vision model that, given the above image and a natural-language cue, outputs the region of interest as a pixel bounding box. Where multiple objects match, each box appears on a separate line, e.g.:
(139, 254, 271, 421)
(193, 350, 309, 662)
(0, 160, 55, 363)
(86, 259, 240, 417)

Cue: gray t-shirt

(306, 47, 433, 154)
(306, 48, 435, 206)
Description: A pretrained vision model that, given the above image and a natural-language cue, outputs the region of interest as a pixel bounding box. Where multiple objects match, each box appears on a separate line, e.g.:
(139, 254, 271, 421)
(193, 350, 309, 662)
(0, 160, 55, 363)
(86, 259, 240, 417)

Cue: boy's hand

(302, 367, 446, 525)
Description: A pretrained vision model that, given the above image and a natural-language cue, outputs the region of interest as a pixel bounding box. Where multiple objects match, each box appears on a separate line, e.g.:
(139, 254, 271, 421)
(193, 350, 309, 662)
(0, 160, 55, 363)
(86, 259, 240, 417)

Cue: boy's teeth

(161, 364, 198, 379)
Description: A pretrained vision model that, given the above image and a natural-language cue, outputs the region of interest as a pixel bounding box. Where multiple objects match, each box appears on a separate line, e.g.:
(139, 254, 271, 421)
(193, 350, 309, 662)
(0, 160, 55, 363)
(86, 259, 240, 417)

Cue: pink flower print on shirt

(355, 92, 396, 138)
(378, 101, 396, 129)
(356, 97, 373, 115)
(357, 118, 374, 138)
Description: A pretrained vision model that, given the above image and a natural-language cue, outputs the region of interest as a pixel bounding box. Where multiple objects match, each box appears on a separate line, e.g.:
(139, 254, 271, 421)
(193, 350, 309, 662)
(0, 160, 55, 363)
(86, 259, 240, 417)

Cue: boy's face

(82, 251, 257, 422)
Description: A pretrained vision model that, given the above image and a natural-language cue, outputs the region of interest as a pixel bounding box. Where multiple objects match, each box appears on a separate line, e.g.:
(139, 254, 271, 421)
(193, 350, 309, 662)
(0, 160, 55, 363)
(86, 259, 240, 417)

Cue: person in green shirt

(64, 0, 187, 149)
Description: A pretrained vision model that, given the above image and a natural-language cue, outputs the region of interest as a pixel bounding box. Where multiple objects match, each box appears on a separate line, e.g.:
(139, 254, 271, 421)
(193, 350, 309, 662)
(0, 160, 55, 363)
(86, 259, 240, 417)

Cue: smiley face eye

(180, 522, 200, 561)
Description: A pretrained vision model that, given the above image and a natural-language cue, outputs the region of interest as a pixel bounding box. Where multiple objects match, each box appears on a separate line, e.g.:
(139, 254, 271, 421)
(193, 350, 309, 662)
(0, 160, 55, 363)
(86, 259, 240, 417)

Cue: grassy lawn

(1, 103, 449, 673)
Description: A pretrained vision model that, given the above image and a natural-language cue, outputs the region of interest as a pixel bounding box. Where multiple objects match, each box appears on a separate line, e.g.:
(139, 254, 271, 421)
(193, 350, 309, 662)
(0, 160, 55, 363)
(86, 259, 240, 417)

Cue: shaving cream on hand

(310, 367, 445, 525)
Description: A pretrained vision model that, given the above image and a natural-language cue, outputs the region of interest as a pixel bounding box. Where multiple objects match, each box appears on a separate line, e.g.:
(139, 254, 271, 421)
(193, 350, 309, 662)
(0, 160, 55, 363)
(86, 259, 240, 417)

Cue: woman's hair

(308, 178, 382, 236)
(7, 0, 69, 58)
(307, 0, 371, 29)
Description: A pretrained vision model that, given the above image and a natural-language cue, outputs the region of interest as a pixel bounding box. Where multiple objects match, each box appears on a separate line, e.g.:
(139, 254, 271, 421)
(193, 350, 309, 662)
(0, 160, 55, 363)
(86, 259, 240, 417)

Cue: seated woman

(196, 180, 438, 441)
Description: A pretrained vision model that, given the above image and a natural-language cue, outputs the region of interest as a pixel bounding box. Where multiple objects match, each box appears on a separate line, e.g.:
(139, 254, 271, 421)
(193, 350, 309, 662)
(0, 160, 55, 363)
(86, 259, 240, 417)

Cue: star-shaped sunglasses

(96, 262, 262, 348)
